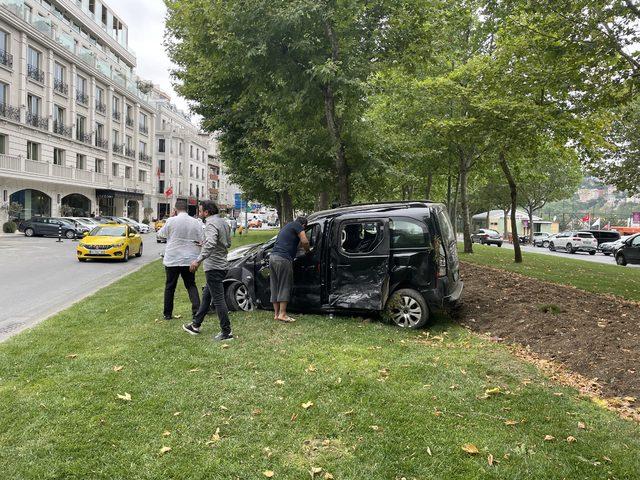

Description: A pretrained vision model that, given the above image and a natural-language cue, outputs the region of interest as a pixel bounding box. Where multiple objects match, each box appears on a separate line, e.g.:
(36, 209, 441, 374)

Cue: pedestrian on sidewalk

(158, 199, 203, 320)
(183, 201, 234, 341)
(270, 216, 310, 323)
(230, 217, 238, 236)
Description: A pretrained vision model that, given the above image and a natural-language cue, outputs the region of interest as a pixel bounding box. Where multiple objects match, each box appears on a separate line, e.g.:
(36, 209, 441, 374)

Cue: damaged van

(223, 202, 462, 329)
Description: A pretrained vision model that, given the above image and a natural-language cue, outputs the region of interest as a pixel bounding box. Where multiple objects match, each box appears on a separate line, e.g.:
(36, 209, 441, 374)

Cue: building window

(76, 75, 88, 104)
(190, 145, 193, 158)
(0, 82, 7, 105)
(159, 159, 165, 173)
(27, 94, 40, 116)
(112, 162, 119, 177)
(179, 142, 183, 155)
(139, 141, 146, 154)
(54, 63, 67, 94)
(76, 114, 86, 140)
(95, 158, 104, 173)
(112, 129, 119, 146)
(53, 148, 64, 166)
(95, 122, 104, 147)
(138, 170, 147, 182)
(27, 46, 43, 81)
(27, 141, 39, 161)
(190, 183, 193, 196)
(125, 166, 132, 179)
(126, 104, 133, 125)
(0, 30, 9, 65)
(112, 96, 120, 118)
(162, 119, 166, 130)
(158, 180, 165, 195)
(190, 164, 193, 177)
(139, 113, 148, 133)
(196, 166, 199, 178)
(76, 154, 86, 170)
(158, 139, 165, 153)
(0, 134, 5, 154)
(179, 162, 183, 175)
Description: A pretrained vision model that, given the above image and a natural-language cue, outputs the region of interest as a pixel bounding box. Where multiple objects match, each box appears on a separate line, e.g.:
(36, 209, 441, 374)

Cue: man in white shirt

(157, 200, 204, 320)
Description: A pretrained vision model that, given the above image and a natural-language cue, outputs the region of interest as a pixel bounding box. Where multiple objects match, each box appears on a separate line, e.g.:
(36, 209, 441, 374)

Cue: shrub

(3, 221, 17, 233)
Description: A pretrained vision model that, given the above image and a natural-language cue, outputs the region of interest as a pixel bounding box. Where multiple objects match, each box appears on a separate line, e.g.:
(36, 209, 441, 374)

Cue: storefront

(96, 189, 145, 219)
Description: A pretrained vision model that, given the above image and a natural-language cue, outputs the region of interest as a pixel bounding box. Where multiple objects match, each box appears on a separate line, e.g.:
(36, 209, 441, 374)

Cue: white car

(548, 231, 597, 255)
(117, 217, 151, 234)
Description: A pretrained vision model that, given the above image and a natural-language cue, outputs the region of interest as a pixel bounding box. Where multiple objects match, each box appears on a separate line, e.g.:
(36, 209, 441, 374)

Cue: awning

(96, 189, 145, 201)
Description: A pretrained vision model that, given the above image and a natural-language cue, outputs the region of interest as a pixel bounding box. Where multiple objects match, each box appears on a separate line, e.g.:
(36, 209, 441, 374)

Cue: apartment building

(152, 87, 207, 218)
(0, 0, 156, 223)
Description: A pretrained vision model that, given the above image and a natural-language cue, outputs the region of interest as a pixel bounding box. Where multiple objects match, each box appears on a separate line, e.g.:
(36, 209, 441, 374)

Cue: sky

(107, 0, 190, 113)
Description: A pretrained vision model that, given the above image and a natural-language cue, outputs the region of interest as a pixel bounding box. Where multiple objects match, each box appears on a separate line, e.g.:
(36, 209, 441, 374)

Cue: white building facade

(0, 0, 156, 223)
(152, 87, 207, 218)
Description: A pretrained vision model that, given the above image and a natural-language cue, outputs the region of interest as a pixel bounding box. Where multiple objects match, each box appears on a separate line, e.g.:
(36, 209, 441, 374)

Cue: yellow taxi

(154, 219, 166, 232)
(77, 224, 143, 262)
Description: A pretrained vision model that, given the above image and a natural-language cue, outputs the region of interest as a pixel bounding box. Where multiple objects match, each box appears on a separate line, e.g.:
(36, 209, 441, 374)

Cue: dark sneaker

(182, 323, 201, 335)
(214, 332, 234, 341)
(163, 315, 172, 320)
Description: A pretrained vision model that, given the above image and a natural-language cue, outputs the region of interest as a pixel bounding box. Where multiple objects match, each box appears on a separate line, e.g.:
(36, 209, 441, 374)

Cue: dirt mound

(459, 262, 640, 399)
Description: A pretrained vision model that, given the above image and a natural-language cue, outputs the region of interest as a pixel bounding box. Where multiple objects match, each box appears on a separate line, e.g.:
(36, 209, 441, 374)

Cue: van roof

(308, 201, 443, 222)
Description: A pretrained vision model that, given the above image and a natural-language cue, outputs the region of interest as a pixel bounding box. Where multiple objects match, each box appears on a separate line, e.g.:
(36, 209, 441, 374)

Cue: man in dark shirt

(270, 216, 310, 322)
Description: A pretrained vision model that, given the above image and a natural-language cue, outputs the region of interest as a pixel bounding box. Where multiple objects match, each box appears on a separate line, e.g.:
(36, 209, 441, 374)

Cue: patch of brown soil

(459, 262, 640, 401)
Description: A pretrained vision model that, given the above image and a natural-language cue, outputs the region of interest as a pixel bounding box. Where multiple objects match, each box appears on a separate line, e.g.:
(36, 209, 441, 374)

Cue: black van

(222, 202, 463, 329)
(586, 229, 621, 246)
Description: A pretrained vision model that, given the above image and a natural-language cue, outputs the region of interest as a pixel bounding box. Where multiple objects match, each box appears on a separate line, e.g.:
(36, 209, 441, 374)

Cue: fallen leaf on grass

(578, 421, 586, 430)
(306, 365, 317, 373)
(263, 447, 272, 458)
(173, 411, 181, 416)
(311, 466, 323, 475)
(504, 420, 518, 426)
(252, 408, 263, 416)
(426, 447, 432, 456)
(159, 446, 172, 455)
(188, 368, 201, 373)
(220, 405, 228, 411)
(302, 401, 314, 410)
(162, 431, 171, 437)
(66, 354, 78, 359)
(291, 413, 298, 422)
(566, 436, 577, 443)
(485, 387, 501, 396)
(274, 380, 285, 386)
(462, 444, 479, 454)
(112, 365, 124, 372)
(324, 474, 334, 480)
(544, 435, 555, 441)
(488, 454, 494, 466)
(370, 425, 380, 431)
(206, 428, 221, 446)
(117, 392, 131, 401)
(222, 344, 230, 349)
(623, 396, 636, 403)
(263, 471, 274, 478)
(174, 315, 182, 319)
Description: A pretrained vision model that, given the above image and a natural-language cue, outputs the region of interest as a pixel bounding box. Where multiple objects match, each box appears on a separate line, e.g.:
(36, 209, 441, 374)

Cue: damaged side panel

(329, 259, 390, 310)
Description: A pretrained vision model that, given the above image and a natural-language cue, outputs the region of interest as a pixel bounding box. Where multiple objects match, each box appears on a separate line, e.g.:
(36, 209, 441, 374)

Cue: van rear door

(328, 218, 390, 310)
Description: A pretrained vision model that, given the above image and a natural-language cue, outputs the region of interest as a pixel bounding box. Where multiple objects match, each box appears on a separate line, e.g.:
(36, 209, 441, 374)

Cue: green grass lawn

(0, 233, 638, 479)
(459, 243, 640, 302)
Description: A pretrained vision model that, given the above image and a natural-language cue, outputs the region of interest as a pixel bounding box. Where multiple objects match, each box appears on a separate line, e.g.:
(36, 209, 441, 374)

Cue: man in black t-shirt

(269, 216, 310, 322)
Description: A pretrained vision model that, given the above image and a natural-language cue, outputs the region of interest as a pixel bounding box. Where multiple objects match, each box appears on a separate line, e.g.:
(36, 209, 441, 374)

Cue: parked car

(471, 229, 503, 247)
(61, 217, 95, 232)
(248, 218, 263, 229)
(540, 233, 557, 248)
(614, 233, 640, 266)
(95, 216, 124, 224)
(19, 217, 86, 239)
(532, 232, 551, 247)
(77, 224, 143, 262)
(116, 217, 151, 234)
(548, 231, 597, 254)
(155, 219, 166, 232)
(223, 201, 463, 329)
(584, 229, 621, 246)
(599, 236, 629, 256)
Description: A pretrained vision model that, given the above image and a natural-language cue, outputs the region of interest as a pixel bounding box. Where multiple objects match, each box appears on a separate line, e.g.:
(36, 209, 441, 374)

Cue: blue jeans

(192, 269, 231, 335)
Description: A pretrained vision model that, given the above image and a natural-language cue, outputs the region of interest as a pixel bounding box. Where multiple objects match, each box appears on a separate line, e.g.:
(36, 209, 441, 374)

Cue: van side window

(390, 219, 429, 248)
(340, 222, 383, 254)
(436, 209, 455, 244)
(297, 224, 320, 257)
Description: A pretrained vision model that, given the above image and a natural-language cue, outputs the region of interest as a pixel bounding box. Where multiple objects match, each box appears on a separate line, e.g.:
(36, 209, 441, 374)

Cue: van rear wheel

(385, 289, 429, 329)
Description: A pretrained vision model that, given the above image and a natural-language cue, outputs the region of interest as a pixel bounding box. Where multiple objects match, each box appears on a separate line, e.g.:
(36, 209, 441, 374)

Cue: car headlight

(112, 241, 125, 247)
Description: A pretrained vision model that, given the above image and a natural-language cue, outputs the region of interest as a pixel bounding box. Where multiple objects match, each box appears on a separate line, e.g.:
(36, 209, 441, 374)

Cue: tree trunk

(425, 173, 433, 200)
(451, 171, 460, 239)
(528, 207, 535, 245)
(280, 191, 294, 225)
(499, 152, 522, 263)
(446, 165, 452, 213)
(275, 193, 283, 226)
(321, 18, 349, 206)
(316, 191, 329, 211)
(486, 209, 490, 229)
(459, 156, 473, 254)
(503, 208, 509, 240)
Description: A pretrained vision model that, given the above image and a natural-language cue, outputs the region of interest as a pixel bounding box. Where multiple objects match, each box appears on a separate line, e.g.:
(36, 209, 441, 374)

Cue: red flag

(164, 186, 173, 198)
(581, 214, 590, 222)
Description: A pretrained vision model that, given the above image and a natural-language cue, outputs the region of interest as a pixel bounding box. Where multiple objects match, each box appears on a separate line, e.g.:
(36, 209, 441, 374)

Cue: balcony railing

(112, 111, 121, 121)
(53, 121, 72, 138)
(125, 147, 136, 159)
(0, 154, 109, 186)
(112, 143, 124, 155)
(27, 64, 44, 82)
(126, 117, 134, 128)
(76, 91, 89, 105)
(0, 102, 20, 121)
(26, 113, 48, 130)
(139, 125, 148, 135)
(77, 132, 92, 145)
(139, 152, 152, 163)
(95, 137, 109, 149)
(95, 101, 106, 114)
(53, 78, 69, 95)
(0, 49, 13, 69)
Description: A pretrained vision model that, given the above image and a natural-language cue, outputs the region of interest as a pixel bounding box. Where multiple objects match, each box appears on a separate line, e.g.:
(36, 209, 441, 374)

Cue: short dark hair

(174, 199, 187, 211)
(200, 200, 219, 216)
(296, 216, 308, 227)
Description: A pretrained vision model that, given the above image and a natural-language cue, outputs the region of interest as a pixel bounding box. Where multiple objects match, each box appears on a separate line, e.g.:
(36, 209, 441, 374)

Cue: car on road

(531, 232, 551, 247)
(471, 229, 503, 247)
(222, 201, 463, 329)
(61, 217, 97, 232)
(615, 233, 640, 266)
(539, 233, 557, 248)
(599, 236, 629, 256)
(248, 218, 263, 229)
(585, 229, 621, 247)
(548, 231, 597, 254)
(77, 224, 143, 262)
(19, 217, 87, 239)
(154, 219, 166, 232)
(116, 217, 151, 234)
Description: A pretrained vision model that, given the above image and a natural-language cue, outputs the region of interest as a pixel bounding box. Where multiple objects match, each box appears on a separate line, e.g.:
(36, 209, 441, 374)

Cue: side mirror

(83, 231, 89, 237)
(129, 233, 136, 238)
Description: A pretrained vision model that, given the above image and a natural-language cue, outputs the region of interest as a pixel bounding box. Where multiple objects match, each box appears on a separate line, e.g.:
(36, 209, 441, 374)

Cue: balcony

(95, 101, 106, 114)
(27, 64, 44, 83)
(95, 137, 109, 149)
(113, 111, 121, 121)
(139, 152, 152, 164)
(0, 154, 109, 187)
(125, 147, 136, 159)
(126, 117, 134, 128)
(76, 91, 89, 105)
(77, 132, 92, 145)
(139, 125, 148, 135)
(112, 143, 124, 155)
(53, 78, 69, 95)
(0, 49, 12, 69)
(0, 102, 20, 121)
(26, 113, 48, 130)
(53, 121, 72, 138)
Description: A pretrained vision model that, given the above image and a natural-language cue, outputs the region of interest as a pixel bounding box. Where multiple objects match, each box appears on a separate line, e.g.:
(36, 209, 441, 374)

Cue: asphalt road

(0, 233, 165, 341)
(495, 241, 640, 268)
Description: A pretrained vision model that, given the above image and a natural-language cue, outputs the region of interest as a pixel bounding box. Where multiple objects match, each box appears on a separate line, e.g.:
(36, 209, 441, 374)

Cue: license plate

(89, 249, 103, 255)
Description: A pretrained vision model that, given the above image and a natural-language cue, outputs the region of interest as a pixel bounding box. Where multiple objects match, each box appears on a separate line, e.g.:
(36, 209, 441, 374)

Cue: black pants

(164, 266, 201, 318)
(193, 269, 231, 335)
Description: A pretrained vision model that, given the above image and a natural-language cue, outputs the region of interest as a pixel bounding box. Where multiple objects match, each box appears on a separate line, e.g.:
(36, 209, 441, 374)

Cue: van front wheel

(385, 289, 429, 329)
